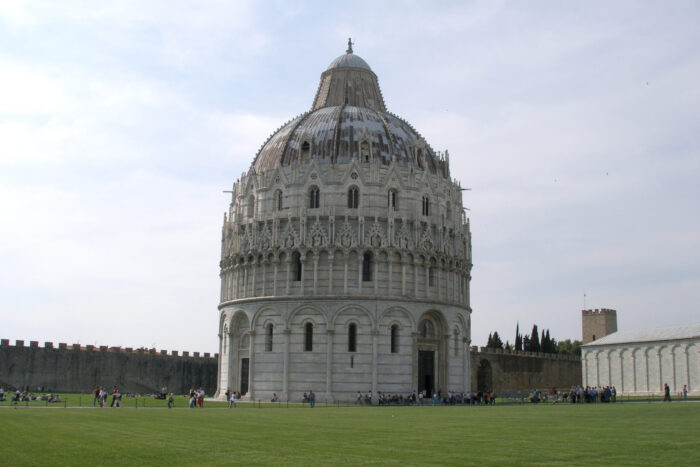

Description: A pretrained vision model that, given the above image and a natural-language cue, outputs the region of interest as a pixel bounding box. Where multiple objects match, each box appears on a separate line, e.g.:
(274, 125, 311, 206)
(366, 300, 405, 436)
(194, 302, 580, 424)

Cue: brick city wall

(0, 339, 218, 395)
(471, 347, 581, 392)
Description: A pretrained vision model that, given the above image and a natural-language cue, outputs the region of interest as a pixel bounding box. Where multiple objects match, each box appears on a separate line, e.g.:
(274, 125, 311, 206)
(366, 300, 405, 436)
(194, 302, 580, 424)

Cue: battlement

(582, 308, 617, 316)
(0, 338, 217, 360)
(470, 345, 580, 361)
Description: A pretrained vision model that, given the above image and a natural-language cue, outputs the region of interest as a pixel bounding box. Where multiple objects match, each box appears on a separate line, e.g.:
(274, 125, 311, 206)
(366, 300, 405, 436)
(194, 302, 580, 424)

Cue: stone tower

(215, 42, 472, 402)
(581, 308, 617, 344)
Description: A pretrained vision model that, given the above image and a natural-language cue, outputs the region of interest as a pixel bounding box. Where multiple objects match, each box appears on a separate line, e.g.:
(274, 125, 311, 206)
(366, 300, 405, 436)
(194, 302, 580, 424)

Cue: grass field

(1, 403, 699, 465)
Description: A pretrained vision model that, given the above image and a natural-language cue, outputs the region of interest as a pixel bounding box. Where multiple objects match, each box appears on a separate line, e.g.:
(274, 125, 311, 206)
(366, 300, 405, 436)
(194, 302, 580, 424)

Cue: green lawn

(1, 403, 698, 465)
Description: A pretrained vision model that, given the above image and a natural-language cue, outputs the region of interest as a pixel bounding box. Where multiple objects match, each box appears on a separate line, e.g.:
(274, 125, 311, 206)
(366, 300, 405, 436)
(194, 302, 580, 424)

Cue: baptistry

(216, 41, 472, 402)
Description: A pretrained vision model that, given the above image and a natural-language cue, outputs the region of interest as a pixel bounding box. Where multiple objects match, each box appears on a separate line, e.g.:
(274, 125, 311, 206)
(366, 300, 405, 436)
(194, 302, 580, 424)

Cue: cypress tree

(530, 324, 540, 352)
(515, 323, 522, 351)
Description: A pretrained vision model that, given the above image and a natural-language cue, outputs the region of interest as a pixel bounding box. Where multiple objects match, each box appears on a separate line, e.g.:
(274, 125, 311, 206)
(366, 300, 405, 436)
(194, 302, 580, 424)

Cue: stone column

(371, 328, 378, 400)
(326, 330, 334, 402)
(582, 350, 588, 387)
(388, 257, 393, 296)
(632, 349, 637, 392)
(251, 262, 257, 297)
(285, 260, 291, 295)
(248, 330, 256, 400)
(357, 255, 363, 293)
(282, 328, 291, 401)
(595, 351, 601, 387)
(413, 263, 419, 298)
(261, 263, 266, 296)
(300, 254, 306, 296)
(619, 351, 624, 393)
(328, 256, 334, 293)
(657, 347, 663, 392)
(243, 265, 248, 298)
(374, 255, 379, 295)
(412, 331, 418, 391)
(684, 345, 691, 391)
(671, 346, 678, 391)
(401, 261, 407, 296)
(463, 339, 471, 392)
(273, 261, 279, 296)
(644, 348, 650, 393)
(313, 256, 319, 295)
(424, 262, 430, 298)
(343, 256, 348, 295)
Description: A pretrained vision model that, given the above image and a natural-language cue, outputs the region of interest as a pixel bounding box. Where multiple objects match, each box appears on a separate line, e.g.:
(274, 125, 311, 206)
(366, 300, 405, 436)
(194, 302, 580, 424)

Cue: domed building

(216, 41, 473, 402)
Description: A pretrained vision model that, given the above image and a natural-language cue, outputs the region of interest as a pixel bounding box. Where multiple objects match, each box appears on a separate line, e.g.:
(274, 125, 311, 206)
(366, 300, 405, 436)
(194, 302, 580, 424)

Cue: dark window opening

(348, 187, 359, 209)
(301, 141, 310, 159)
(428, 267, 435, 287)
(305, 322, 313, 351)
(422, 196, 430, 216)
(388, 190, 398, 211)
(391, 325, 399, 354)
(293, 252, 302, 281)
(348, 323, 357, 352)
(265, 324, 273, 352)
(362, 252, 372, 282)
(310, 187, 320, 209)
(276, 190, 283, 211)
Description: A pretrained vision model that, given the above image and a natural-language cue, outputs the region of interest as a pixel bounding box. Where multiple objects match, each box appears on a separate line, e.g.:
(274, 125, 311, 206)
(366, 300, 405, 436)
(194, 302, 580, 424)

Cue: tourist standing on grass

(664, 383, 671, 402)
(355, 391, 362, 404)
(229, 391, 237, 408)
(168, 393, 174, 408)
(683, 385, 687, 400)
(309, 390, 315, 408)
(114, 389, 121, 407)
(93, 387, 100, 407)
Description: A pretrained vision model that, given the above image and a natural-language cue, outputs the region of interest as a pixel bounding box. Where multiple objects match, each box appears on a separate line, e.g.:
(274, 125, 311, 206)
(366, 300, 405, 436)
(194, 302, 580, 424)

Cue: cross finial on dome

(347, 37, 354, 54)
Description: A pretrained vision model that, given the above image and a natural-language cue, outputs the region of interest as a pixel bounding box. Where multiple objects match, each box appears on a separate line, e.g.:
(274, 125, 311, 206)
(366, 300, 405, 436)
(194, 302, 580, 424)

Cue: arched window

(422, 196, 430, 216)
(453, 330, 459, 356)
(361, 141, 370, 163)
(390, 325, 399, 354)
(275, 190, 283, 211)
(292, 252, 302, 281)
(305, 322, 314, 351)
(247, 195, 255, 217)
(301, 140, 310, 160)
(416, 148, 424, 169)
(348, 187, 359, 209)
(428, 267, 435, 287)
(362, 252, 372, 282)
(348, 323, 357, 352)
(446, 200, 451, 220)
(309, 186, 320, 209)
(419, 319, 435, 338)
(388, 189, 398, 211)
(265, 323, 273, 352)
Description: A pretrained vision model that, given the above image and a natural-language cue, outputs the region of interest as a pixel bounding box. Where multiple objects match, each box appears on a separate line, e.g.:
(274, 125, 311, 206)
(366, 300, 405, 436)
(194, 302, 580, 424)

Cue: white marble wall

(582, 340, 700, 395)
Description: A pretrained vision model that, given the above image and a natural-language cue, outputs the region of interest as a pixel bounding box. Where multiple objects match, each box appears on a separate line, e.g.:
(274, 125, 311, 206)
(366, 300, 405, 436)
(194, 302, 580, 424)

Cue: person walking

(228, 391, 237, 408)
(663, 383, 671, 402)
(683, 385, 688, 401)
(167, 393, 174, 409)
(309, 390, 315, 408)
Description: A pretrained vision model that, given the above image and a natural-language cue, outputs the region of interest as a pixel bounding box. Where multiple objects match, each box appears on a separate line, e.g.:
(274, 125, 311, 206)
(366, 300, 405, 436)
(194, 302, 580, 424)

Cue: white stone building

(581, 324, 700, 396)
(215, 42, 473, 402)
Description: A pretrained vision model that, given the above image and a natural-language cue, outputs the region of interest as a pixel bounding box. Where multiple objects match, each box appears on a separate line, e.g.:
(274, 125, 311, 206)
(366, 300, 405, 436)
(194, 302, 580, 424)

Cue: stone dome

(250, 45, 447, 177)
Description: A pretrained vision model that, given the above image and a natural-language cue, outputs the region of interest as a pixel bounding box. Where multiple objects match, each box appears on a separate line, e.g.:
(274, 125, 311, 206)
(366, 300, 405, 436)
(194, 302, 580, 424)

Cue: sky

(1, 0, 699, 355)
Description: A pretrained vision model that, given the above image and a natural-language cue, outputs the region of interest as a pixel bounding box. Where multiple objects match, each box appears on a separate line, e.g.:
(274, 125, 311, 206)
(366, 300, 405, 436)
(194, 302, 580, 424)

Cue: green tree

(487, 331, 504, 349)
(515, 323, 523, 351)
(530, 324, 540, 352)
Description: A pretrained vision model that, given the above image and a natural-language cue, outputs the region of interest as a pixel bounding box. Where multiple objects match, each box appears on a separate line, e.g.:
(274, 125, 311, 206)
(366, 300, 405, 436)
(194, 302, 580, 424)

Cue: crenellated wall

(0, 339, 218, 394)
(471, 347, 582, 392)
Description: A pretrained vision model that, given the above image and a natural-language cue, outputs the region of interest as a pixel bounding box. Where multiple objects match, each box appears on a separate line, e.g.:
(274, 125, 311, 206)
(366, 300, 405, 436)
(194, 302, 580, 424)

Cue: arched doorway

(477, 359, 492, 392)
(416, 311, 447, 396)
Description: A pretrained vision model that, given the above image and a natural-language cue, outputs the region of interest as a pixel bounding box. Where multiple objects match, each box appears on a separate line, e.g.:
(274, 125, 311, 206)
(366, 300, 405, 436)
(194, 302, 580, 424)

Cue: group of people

(188, 388, 206, 408)
(302, 390, 316, 407)
(225, 388, 243, 408)
(351, 389, 496, 406)
(92, 386, 122, 407)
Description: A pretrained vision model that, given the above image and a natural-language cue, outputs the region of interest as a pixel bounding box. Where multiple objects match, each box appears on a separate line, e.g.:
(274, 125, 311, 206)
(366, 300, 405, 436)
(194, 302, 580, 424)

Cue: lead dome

(216, 42, 473, 403)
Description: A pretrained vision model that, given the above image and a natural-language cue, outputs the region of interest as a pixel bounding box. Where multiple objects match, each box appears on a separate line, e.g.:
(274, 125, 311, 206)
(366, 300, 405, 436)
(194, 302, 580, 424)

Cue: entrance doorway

(240, 358, 249, 395)
(418, 350, 435, 396)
